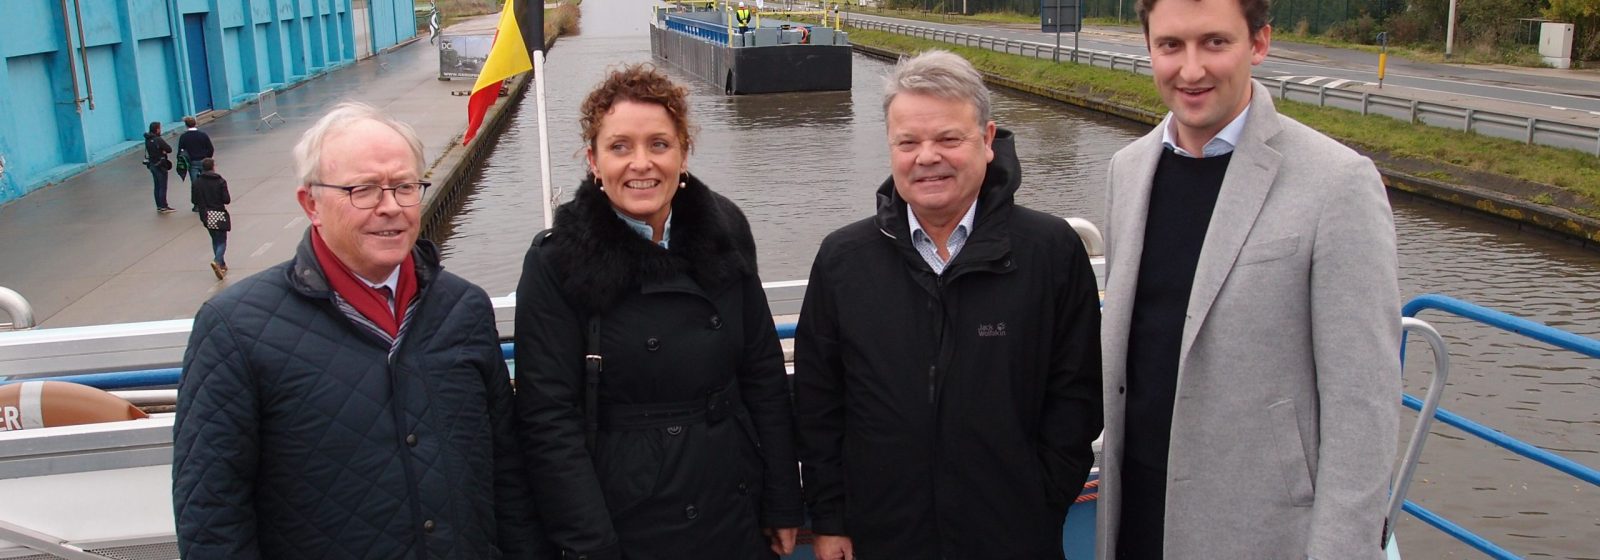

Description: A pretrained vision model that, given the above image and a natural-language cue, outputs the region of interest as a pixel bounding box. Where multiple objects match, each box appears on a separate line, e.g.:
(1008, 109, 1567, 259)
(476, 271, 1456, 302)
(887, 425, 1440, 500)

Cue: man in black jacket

(794, 49, 1104, 560)
(142, 121, 175, 213)
(173, 102, 543, 559)
(176, 115, 214, 182)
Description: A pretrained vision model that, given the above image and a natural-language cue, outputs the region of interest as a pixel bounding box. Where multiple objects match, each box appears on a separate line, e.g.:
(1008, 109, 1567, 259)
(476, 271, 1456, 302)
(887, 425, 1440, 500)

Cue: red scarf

(311, 228, 417, 338)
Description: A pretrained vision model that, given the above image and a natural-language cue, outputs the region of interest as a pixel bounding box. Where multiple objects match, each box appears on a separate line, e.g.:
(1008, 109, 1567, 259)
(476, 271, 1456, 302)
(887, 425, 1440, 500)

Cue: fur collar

(540, 173, 755, 313)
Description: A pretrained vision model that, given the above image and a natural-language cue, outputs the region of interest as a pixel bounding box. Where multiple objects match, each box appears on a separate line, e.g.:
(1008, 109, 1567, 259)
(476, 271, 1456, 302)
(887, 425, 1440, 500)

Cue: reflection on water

(718, 90, 856, 130)
(440, 0, 1598, 557)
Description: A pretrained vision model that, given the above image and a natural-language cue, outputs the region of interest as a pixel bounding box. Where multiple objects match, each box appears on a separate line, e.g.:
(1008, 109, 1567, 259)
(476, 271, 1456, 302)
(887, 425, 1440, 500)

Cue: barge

(649, 1, 852, 94)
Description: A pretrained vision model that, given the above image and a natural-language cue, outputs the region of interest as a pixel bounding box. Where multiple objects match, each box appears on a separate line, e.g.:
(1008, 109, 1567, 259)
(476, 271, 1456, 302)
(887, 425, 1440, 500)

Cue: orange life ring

(0, 381, 147, 432)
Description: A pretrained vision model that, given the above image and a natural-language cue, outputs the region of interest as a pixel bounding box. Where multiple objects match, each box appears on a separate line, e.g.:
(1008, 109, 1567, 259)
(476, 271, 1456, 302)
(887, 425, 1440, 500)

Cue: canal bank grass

(850, 27, 1164, 112)
(851, 6, 1037, 26)
(846, 27, 1600, 217)
(435, 0, 583, 44)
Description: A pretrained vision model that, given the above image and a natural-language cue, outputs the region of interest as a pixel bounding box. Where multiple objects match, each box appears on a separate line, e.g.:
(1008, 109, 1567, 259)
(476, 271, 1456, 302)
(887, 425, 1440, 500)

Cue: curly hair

(579, 64, 694, 156)
(1136, 0, 1272, 39)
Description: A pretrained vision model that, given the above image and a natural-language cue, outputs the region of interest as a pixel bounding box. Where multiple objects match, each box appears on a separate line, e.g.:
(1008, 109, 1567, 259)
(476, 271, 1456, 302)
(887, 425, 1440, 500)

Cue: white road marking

(1266, 58, 1600, 105)
(284, 216, 306, 229)
(1325, 79, 1352, 89)
(251, 243, 274, 258)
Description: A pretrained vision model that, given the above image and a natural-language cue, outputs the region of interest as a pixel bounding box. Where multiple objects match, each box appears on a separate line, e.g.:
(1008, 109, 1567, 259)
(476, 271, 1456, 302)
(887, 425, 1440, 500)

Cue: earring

(679, 173, 688, 189)
(595, 177, 603, 191)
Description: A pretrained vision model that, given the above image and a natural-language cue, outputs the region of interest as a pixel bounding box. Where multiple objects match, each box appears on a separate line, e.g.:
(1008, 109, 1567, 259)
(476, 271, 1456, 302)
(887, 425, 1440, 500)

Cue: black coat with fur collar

(513, 175, 803, 560)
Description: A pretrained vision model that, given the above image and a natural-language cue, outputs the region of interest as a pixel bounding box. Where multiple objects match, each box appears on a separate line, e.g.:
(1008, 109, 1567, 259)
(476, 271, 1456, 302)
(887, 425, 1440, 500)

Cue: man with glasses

(173, 102, 544, 559)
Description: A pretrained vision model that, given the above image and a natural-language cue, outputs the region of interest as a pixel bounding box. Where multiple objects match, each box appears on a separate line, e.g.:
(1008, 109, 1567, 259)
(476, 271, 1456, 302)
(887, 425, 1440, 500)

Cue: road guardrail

(847, 18, 1600, 156)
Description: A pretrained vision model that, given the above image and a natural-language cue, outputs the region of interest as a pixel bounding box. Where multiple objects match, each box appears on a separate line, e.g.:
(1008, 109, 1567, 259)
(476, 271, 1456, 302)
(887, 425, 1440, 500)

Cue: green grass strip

(846, 26, 1600, 210)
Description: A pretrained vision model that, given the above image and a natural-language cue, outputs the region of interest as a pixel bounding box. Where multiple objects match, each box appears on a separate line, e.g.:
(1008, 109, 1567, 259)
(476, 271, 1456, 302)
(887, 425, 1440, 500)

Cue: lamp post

(1445, 0, 1458, 58)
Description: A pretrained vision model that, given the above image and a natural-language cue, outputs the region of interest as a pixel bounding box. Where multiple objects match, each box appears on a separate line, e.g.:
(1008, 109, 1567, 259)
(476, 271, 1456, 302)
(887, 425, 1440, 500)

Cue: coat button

(646, 337, 660, 351)
(684, 504, 698, 519)
(406, 434, 418, 447)
(422, 519, 435, 533)
(738, 481, 749, 494)
(1118, 386, 1126, 395)
(667, 425, 683, 436)
(709, 315, 722, 329)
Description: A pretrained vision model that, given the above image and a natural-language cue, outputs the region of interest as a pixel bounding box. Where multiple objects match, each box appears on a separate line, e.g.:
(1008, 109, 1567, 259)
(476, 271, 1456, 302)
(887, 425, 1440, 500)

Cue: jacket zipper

(929, 273, 945, 404)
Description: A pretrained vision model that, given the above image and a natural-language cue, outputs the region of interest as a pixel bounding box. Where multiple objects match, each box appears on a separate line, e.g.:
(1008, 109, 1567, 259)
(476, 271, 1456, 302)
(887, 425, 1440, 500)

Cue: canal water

(437, 0, 1599, 556)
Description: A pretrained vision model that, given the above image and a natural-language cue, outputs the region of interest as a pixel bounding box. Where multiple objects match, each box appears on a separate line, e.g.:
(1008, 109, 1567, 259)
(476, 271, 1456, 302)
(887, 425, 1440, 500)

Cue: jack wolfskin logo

(977, 322, 1007, 337)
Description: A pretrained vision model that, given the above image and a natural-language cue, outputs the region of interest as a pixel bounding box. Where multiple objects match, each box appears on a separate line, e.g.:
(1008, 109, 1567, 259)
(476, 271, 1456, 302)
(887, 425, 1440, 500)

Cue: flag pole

(534, 48, 553, 229)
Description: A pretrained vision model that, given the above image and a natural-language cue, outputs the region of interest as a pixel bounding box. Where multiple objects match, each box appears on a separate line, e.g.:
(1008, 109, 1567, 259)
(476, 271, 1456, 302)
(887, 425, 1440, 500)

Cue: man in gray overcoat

(1098, 0, 1402, 558)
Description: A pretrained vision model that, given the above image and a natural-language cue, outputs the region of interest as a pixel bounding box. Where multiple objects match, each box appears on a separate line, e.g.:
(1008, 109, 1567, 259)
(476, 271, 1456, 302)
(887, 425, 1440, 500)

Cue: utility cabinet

(1540, 22, 1575, 69)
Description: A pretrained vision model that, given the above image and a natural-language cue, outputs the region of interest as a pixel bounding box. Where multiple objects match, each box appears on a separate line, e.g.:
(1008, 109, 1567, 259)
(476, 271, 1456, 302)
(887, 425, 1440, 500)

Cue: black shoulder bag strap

(583, 315, 602, 453)
(528, 227, 604, 452)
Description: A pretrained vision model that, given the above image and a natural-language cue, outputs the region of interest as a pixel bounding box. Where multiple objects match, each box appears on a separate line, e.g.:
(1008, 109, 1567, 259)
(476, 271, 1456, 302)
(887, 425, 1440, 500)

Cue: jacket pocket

(1237, 234, 1301, 266)
(1266, 399, 1316, 507)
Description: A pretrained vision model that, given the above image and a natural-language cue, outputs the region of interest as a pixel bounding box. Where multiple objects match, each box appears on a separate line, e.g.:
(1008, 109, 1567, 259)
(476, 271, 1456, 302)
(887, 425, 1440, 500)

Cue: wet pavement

(0, 15, 499, 328)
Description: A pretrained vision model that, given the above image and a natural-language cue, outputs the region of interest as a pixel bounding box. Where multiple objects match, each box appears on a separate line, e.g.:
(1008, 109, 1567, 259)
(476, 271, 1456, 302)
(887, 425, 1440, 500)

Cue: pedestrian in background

(178, 116, 215, 211)
(191, 158, 231, 280)
(142, 121, 175, 213)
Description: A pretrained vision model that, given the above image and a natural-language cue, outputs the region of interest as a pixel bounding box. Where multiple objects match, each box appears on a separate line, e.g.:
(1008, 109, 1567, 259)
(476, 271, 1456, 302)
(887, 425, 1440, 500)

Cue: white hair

(292, 101, 425, 185)
(882, 49, 992, 126)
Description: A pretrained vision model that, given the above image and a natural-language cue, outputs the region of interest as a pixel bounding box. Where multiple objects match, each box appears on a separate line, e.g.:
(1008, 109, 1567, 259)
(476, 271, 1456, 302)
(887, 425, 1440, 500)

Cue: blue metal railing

(11, 295, 1596, 560)
(5, 326, 806, 389)
(1397, 293, 1600, 560)
(664, 14, 730, 46)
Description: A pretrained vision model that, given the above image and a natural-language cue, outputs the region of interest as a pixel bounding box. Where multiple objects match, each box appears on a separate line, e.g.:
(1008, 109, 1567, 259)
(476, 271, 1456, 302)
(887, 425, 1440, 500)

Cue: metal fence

(1266, 79, 1600, 155)
(853, 19, 1153, 71)
(254, 89, 285, 131)
(885, 0, 1403, 33)
(847, 18, 1600, 156)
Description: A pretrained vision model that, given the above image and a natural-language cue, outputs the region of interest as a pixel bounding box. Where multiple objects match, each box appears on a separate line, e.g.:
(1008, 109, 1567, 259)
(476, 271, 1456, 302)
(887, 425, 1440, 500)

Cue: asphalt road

(849, 13, 1600, 118)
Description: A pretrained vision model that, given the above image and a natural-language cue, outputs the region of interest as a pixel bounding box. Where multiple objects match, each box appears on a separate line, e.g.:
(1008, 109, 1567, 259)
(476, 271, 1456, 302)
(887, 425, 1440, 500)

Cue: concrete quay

(0, 15, 517, 329)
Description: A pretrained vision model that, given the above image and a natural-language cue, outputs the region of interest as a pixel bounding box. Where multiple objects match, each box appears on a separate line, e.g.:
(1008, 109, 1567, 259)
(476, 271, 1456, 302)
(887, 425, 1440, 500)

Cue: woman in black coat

(513, 65, 803, 560)
(190, 157, 231, 279)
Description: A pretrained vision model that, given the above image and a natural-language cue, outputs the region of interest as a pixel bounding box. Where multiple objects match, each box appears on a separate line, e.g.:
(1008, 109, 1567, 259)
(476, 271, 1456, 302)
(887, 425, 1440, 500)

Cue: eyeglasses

(310, 182, 430, 209)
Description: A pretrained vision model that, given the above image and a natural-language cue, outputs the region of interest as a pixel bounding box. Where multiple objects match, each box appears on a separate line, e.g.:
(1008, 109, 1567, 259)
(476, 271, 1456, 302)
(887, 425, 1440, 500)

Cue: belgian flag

(464, 0, 544, 144)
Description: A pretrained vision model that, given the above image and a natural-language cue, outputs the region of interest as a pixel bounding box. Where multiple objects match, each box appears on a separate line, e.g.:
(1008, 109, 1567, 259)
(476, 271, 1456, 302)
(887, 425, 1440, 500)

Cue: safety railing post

(1526, 118, 1536, 144)
(1387, 317, 1451, 547)
(0, 286, 35, 330)
(1464, 108, 1474, 132)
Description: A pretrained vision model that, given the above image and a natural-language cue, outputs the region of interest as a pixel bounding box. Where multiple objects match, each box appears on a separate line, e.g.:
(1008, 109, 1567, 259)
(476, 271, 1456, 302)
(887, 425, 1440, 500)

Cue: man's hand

(763, 527, 799, 556)
(812, 534, 854, 560)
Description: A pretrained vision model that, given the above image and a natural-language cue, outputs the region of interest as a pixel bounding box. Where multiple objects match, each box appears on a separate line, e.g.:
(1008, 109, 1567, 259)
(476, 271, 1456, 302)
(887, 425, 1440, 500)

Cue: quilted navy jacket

(173, 233, 543, 559)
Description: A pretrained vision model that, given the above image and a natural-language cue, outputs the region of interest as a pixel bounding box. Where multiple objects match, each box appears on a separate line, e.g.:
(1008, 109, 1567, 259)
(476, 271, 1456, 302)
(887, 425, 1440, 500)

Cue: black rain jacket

(795, 130, 1104, 559)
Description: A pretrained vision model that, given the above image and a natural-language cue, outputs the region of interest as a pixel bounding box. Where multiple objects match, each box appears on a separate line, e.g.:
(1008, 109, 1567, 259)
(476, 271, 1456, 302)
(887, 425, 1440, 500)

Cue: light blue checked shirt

(1160, 105, 1251, 158)
(615, 209, 671, 249)
(908, 201, 978, 275)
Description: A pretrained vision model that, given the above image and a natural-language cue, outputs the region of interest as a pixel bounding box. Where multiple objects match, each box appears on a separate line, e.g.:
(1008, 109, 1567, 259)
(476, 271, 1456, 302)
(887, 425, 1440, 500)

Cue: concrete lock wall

(0, 0, 418, 206)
